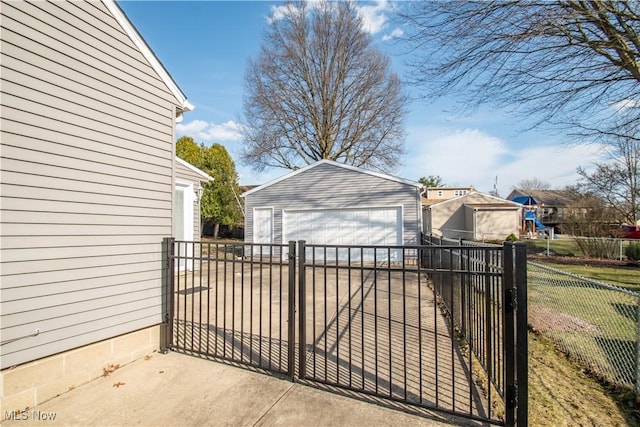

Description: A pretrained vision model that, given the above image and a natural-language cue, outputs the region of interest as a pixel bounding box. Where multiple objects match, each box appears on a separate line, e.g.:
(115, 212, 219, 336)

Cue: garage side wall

(429, 200, 467, 239)
(244, 162, 421, 245)
(468, 207, 520, 241)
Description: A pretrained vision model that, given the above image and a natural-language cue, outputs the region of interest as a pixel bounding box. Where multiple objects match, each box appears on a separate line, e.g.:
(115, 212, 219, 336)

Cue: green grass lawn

(532, 260, 640, 293)
(511, 242, 640, 424)
(527, 260, 639, 403)
(527, 238, 582, 257)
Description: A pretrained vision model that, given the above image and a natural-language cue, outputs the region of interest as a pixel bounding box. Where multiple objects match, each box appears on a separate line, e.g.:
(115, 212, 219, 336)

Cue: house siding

(467, 207, 520, 241)
(429, 200, 468, 239)
(244, 162, 422, 245)
(0, 0, 181, 369)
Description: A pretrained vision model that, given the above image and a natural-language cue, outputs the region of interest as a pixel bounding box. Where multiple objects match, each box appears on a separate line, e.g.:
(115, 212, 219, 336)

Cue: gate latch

(507, 383, 518, 407)
(505, 288, 517, 312)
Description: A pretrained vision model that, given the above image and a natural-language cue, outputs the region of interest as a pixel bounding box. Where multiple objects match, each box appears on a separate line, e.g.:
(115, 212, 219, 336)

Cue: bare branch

(396, 1, 640, 141)
(241, 0, 407, 173)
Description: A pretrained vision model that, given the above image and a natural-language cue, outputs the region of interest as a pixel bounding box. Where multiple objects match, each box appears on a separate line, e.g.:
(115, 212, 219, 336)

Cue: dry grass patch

(529, 332, 636, 426)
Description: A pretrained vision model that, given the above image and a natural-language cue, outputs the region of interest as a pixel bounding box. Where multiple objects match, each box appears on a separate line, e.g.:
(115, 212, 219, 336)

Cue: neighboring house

(1, 0, 192, 413)
(424, 192, 522, 241)
(507, 189, 580, 233)
(242, 160, 423, 261)
(422, 186, 476, 206)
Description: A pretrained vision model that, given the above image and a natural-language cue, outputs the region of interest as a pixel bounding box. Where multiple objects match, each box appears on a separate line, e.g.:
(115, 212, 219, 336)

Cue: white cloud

(611, 99, 639, 112)
(357, 0, 390, 34)
(267, 4, 296, 24)
(267, 0, 392, 35)
(402, 126, 606, 197)
(176, 119, 243, 142)
(382, 27, 403, 41)
(175, 119, 209, 135)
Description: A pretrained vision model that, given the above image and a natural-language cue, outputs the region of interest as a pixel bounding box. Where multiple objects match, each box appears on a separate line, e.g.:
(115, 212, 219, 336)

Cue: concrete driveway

(167, 257, 493, 423)
(1, 350, 485, 426)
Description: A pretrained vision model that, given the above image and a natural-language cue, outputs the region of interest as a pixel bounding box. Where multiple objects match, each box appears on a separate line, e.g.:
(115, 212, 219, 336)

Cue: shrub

(625, 243, 640, 261)
(506, 233, 519, 242)
(573, 237, 617, 259)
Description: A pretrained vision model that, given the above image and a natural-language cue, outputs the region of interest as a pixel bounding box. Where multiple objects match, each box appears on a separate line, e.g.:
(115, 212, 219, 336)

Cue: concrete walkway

(1, 351, 485, 426)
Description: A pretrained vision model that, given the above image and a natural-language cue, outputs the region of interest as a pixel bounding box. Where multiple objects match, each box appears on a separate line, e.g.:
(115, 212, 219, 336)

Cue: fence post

(636, 296, 640, 397)
(161, 237, 175, 353)
(287, 241, 296, 381)
(503, 242, 516, 427)
(298, 240, 307, 380)
(515, 242, 528, 426)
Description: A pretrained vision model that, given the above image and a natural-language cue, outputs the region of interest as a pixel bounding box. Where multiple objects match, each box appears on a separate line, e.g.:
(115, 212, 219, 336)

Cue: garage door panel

(284, 207, 402, 261)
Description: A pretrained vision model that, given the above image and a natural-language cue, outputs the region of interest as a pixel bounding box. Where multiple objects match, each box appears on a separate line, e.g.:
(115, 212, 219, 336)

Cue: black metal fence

(422, 235, 528, 426)
(163, 238, 527, 426)
(163, 239, 295, 377)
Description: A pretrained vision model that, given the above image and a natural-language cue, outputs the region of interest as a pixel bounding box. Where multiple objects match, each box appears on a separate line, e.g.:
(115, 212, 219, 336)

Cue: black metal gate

(162, 238, 527, 426)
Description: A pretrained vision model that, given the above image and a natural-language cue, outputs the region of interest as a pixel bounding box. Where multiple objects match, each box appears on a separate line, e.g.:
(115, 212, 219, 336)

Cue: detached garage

(423, 192, 522, 241)
(242, 160, 423, 260)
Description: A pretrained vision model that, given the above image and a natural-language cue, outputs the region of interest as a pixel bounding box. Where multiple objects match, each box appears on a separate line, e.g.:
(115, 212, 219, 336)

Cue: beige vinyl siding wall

(0, 0, 181, 369)
(175, 160, 206, 241)
(244, 162, 422, 245)
(427, 201, 467, 239)
(464, 207, 520, 241)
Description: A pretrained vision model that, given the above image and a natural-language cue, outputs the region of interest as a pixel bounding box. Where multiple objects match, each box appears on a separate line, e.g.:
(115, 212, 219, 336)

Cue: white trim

(176, 157, 213, 181)
(241, 159, 421, 197)
(174, 181, 195, 270)
(174, 180, 195, 240)
(279, 204, 402, 213)
(252, 207, 274, 243)
(104, 0, 193, 114)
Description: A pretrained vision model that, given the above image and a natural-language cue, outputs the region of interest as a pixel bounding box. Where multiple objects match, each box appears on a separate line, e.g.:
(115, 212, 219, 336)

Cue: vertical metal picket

(515, 243, 528, 426)
(503, 242, 516, 427)
(298, 240, 307, 380)
(161, 237, 175, 352)
(287, 241, 296, 380)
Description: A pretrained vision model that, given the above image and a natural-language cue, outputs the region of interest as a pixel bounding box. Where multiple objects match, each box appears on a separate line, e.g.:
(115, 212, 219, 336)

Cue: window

(454, 190, 468, 197)
(437, 190, 443, 197)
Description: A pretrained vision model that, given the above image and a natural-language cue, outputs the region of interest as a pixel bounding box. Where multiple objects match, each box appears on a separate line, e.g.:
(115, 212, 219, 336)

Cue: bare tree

(577, 134, 639, 224)
(514, 178, 551, 191)
(241, 1, 408, 173)
(396, 1, 640, 142)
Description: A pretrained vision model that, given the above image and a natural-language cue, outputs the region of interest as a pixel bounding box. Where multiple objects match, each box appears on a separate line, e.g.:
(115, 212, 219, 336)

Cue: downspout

(419, 186, 426, 240)
(473, 208, 478, 241)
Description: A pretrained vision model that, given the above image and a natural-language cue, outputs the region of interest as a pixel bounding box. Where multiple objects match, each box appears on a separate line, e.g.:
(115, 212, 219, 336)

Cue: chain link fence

(529, 235, 639, 261)
(528, 262, 640, 394)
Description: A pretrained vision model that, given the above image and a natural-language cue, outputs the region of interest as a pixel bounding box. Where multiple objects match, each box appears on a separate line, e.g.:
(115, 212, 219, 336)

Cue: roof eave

(176, 157, 213, 182)
(242, 159, 421, 197)
(105, 0, 193, 114)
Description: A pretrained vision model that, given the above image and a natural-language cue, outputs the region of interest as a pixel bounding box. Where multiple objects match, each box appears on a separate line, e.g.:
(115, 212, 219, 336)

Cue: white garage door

(283, 207, 403, 261)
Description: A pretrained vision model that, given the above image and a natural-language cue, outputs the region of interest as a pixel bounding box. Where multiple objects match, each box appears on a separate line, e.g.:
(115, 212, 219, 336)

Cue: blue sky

(119, 0, 605, 196)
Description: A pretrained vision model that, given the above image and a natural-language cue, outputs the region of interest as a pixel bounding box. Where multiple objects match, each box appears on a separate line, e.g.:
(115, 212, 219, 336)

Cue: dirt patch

(529, 305, 600, 334)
